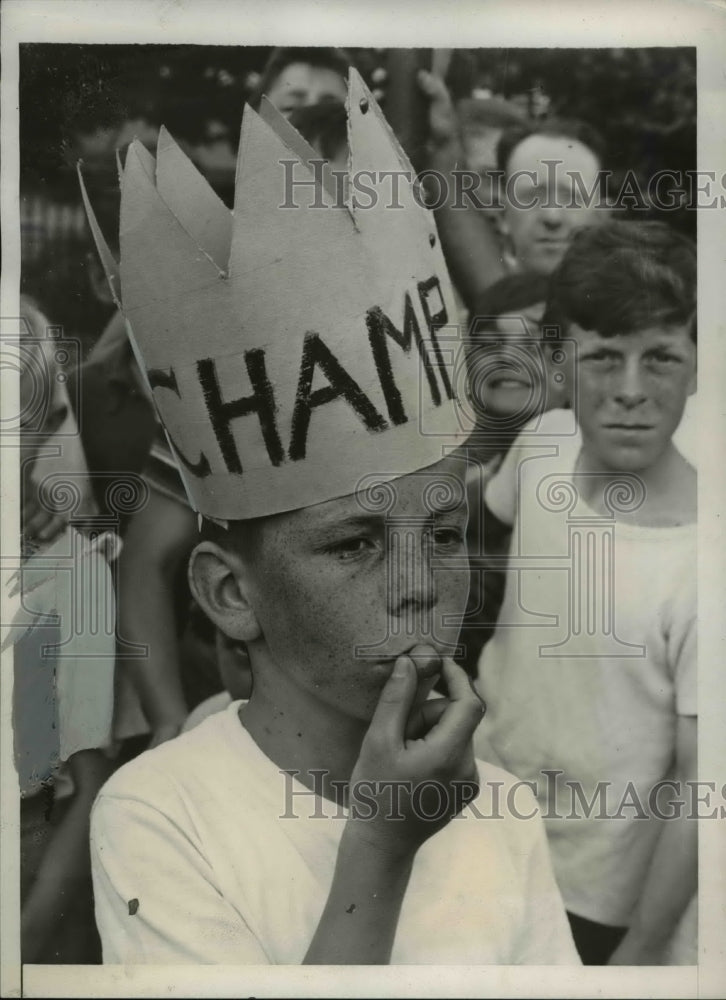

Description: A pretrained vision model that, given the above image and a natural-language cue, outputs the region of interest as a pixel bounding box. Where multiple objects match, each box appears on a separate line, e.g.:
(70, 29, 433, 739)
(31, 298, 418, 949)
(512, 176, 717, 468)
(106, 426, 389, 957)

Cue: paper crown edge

(155, 125, 233, 273)
(120, 138, 227, 282)
(257, 96, 341, 205)
(77, 161, 122, 310)
(346, 67, 423, 210)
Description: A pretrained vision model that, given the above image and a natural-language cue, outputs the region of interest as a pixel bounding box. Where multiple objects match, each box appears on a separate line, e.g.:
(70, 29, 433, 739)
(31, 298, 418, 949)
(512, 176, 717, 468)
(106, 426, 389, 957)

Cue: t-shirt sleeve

(511, 786, 581, 965)
(668, 582, 697, 717)
(485, 408, 579, 526)
(91, 788, 270, 964)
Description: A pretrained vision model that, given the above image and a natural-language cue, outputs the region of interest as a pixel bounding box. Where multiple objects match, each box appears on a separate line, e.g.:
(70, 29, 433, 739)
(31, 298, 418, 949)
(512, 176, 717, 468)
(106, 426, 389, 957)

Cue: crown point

(155, 124, 232, 271)
(81, 72, 469, 523)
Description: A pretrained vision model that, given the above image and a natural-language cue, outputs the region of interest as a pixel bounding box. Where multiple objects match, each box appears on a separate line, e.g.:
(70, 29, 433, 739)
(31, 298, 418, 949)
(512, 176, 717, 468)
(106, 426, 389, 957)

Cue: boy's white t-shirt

(477, 408, 697, 927)
(91, 700, 579, 965)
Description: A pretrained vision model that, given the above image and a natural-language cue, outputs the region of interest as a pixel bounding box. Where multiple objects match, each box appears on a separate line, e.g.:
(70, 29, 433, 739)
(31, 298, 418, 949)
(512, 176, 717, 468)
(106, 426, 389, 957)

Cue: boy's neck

(576, 442, 696, 527)
(238, 665, 367, 807)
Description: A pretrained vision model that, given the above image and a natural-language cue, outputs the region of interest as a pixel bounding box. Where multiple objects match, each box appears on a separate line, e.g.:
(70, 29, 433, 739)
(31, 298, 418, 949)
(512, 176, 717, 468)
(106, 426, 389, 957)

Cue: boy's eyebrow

(300, 513, 386, 537)
(307, 494, 468, 532)
(423, 493, 468, 517)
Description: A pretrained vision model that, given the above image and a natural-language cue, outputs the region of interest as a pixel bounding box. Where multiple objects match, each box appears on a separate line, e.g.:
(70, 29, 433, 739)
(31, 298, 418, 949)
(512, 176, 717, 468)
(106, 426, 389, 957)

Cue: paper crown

(79, 69, 471, 521)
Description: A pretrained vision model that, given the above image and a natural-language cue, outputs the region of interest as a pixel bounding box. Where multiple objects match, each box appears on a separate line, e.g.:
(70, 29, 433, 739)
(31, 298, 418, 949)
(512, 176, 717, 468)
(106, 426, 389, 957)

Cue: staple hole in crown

(429, 234, 436, 248)
(359, 98, 369, 114)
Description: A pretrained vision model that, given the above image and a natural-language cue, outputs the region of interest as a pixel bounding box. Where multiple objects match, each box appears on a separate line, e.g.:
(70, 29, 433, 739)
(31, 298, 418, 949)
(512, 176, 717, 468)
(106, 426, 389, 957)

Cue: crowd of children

(10, 47, 698, 968)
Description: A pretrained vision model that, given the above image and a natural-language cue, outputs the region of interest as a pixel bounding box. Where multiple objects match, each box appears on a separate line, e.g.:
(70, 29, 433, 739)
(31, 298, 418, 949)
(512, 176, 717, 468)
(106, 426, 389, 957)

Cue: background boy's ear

(188, 542, 262, 643)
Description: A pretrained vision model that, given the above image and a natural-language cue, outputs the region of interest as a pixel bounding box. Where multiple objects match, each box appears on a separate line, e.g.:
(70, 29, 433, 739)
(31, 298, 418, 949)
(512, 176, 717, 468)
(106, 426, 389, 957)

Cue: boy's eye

(431, 527, 465, 549)
(581, 350, 619, 367)
(647, 351, 682, 367)
(327, 537, 375, 561)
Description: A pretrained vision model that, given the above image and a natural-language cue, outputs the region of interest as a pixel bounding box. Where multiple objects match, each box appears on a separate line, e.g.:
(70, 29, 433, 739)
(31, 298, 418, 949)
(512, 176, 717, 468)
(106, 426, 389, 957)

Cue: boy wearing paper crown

(80, 71, 578, 965)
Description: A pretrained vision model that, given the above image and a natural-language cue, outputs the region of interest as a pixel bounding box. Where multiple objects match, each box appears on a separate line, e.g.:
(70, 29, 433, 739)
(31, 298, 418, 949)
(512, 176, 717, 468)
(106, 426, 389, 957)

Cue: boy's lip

(604, 423, 654, 431)
(376, 648, 442, 679)
(482, 363, 533, 389)
(487, 375, 532, 389)
(536, 238, 568, 248)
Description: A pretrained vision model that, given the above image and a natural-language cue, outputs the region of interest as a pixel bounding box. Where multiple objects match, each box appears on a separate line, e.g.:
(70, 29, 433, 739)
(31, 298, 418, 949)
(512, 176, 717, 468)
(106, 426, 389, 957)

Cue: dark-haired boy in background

(474, 221, 698, 965)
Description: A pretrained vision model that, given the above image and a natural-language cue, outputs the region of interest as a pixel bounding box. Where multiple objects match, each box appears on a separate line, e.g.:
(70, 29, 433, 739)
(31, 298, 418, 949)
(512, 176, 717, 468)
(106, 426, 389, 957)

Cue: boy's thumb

(368, 655, 417, 744)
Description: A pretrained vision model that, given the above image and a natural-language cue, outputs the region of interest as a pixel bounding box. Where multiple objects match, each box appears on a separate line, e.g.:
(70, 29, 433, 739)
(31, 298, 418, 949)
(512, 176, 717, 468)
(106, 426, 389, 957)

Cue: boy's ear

(188, 541, 261, 643)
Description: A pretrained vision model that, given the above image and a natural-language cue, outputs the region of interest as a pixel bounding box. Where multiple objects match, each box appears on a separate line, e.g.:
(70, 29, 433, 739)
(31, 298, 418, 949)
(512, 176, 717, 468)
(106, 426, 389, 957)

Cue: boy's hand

(22, 494, 69, 545)
(347, 646, 484, 860)
(416, 69, 462, 153)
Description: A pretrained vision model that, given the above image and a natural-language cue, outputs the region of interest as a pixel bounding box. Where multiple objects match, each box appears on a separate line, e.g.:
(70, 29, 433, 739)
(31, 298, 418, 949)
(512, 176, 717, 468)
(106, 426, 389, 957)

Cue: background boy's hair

(542, 220, 697, 341)
(495, 117, 606, 176)
(250, 47, 351, 110)
(468, 271, 551, 340)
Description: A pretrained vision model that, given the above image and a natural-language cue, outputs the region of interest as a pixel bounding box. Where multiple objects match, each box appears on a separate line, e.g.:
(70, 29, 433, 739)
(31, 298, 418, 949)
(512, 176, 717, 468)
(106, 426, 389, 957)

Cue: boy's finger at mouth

(406, 644, 442, 680)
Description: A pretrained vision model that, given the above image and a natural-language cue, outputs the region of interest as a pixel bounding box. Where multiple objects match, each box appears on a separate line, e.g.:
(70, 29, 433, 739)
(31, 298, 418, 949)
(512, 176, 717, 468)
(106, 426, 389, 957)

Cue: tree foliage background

(19, 44, 696, 347)
(472, 46, 696, 212)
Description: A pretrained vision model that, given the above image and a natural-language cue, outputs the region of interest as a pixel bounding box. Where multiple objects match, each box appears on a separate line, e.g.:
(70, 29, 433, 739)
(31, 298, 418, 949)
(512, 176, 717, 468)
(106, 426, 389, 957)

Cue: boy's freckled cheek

(441, 571, 470, 621)
(256, 556, 378, 651)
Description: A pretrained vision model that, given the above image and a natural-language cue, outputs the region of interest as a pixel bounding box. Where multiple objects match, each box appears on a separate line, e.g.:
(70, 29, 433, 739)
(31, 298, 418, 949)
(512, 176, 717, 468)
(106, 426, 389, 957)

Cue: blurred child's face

(19, 338, 68, 464)
(568, 321, 696, 473)
(266, 62, 347, 117)
(502, 134, 602, 275)
(470, 302, 563, 423)
(241, 454, 469, 723)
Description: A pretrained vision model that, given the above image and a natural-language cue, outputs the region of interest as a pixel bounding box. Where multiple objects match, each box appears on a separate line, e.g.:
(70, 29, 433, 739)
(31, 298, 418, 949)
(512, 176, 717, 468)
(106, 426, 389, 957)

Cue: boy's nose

(387, 525, 437, 619)
(613, 358, 648, 407)
(541, 204, 569, 229)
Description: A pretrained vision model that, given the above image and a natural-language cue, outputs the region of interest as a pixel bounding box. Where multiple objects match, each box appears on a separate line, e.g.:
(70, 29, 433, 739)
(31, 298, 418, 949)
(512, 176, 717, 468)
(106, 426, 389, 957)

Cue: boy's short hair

(250, 47, 350, 110)
(542, 220, 697, 341)
(468, 271, 550, 340)
(495, 117, 606, 177)
(199, 514, 264, 561)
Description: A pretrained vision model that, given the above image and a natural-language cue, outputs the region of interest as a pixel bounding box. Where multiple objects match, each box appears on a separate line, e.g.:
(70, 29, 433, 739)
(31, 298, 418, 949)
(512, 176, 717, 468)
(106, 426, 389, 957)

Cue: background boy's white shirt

(91, 701, 579, 965)
(7, 526, 118, 799)
(476, 407, 697, 927)
(8, 381, 118, 795)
